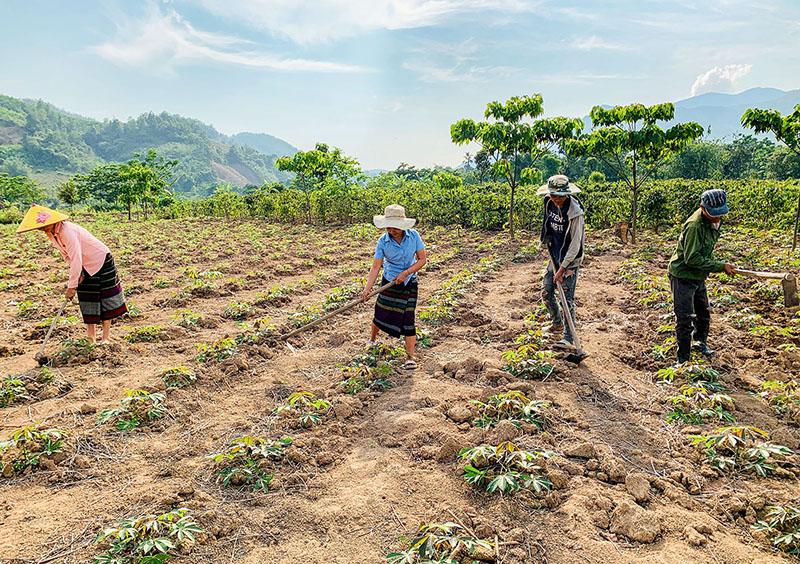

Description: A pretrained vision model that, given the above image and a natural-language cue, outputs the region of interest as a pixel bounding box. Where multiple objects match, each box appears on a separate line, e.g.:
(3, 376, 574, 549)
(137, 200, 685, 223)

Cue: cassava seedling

(753, 504, 800, 556)
(387, 522, 495, 564)
(340, 363, 394, 395)
(0, 425, 66, 477)
(689, 425, 795, 477)
(98, 390, 168, 432)
(471, 391, 551, 429)
(274, 392, 331, 427)
(758, 380, 800, 423)
(208, 435, 292, 491)
(665, 383, 735, 424)
(459, 441, 554, 495)
(172, 309, 202, 329)
(223, 301, 255, 320)
(93, 507, 203, 563)
(196, 338, 238, 363)
(159, 366, 197, 389)
(124, 325, 167, 343)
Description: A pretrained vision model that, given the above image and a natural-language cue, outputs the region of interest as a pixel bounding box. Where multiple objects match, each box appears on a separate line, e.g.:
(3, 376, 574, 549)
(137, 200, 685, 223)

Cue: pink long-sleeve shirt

(47, 221, 111, 289)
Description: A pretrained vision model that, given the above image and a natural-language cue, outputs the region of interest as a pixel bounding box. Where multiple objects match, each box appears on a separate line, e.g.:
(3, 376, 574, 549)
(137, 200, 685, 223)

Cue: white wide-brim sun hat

(536, 174, 581, 197)
(373, 204, 416, 229)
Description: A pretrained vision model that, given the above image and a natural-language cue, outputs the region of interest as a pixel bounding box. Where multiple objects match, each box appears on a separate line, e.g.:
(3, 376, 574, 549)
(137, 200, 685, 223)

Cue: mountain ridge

(0, 94, 298, 195)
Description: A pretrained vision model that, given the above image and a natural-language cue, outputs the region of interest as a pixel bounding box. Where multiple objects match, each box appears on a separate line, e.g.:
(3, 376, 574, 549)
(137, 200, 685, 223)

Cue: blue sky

(1, 0, 798, 169)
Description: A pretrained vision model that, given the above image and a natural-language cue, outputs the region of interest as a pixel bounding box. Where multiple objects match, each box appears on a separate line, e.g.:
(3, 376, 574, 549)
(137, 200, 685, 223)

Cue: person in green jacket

(668, 189, 736, 364)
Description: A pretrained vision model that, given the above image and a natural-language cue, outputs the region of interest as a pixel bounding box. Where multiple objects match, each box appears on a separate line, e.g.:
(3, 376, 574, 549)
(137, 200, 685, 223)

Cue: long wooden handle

(38, 299, 69, 355)
(555, 281, 583, 352)
(734, 268, 793, 281)
(279, 280, 397, 341)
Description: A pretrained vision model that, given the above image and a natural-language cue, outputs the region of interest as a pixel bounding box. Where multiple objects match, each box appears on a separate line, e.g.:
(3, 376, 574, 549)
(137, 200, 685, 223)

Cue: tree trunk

(509, 182, 516, 240)
(630, 186, 638, 244)
(127, 202, 132, 221)
(792, 186, 800, 252)
(630, 156, 638, 244)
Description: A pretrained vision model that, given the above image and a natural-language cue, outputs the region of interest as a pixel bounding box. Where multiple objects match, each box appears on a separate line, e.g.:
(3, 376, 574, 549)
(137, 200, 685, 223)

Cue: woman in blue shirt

(360, 204, 427, 369)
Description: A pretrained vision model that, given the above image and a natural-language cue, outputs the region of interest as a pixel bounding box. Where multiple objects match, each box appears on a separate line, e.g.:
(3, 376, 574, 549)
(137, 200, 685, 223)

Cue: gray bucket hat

(537, 174, 581, 197)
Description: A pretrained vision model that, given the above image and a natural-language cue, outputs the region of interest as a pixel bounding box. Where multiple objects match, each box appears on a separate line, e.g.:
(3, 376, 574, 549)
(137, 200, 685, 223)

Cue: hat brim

(373, 216, 416, 230)
(536, 183, 581, 197)
(16, 205, 70, 233)
(704, 204, 729, 217)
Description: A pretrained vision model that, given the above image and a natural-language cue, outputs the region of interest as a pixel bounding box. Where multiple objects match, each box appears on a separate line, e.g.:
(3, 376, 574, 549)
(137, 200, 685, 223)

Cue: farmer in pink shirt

(17, 205, 127, 344)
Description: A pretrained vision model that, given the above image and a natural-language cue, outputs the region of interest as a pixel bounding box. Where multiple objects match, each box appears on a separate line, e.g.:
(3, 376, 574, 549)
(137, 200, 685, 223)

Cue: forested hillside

(0, 95, 296, 196)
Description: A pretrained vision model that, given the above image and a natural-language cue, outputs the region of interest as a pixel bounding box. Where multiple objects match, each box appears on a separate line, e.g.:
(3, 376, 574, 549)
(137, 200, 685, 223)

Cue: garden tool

(35, 299, 69, 366)
(278, 280, 397, 350)
(733, 268, 799, 307)
(555, 278, 588, 364)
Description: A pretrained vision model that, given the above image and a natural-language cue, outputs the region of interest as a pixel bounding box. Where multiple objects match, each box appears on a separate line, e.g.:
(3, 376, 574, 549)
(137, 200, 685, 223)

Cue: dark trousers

(542, 267, 579, 342)
(669, 275, 711, 362)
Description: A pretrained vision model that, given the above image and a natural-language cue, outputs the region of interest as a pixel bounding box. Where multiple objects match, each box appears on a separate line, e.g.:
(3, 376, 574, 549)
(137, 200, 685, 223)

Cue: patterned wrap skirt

(373, 276, 418, 338)
(76, 253, 127, 324)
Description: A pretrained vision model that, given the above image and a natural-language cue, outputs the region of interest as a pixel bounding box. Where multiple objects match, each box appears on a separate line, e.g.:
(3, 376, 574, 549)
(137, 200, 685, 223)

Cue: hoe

(278, 280, 396, 350)
(34, 299, 69, 366)
(734, 268, 799, 307)
(555, 280, 588, 364)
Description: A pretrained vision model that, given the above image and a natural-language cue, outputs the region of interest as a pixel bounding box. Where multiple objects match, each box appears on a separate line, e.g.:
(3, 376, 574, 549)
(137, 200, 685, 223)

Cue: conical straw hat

(16, 204, 70, 233)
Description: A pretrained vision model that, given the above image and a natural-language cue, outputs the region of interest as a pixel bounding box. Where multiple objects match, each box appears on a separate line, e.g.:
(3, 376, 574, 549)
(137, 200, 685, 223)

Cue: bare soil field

(1, 219, 798, 563)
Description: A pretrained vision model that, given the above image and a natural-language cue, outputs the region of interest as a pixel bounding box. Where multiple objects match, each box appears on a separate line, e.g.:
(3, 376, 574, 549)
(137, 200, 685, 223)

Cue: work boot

(553, 339, 576, 351)
(543, 322, 564, 336)
(692, 342, 715, 357)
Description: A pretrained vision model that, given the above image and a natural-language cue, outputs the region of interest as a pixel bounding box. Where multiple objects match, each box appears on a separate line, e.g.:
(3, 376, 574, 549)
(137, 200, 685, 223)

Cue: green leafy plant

(98, 390, 167, 432)
(322, 282, 362, 311)
(235, 317, 277, 344)
(16, 300, 42, 319)
(752, 504, 800, 556)
(57, 338, 96, 363)
(159, 366, 197, 389)
(287, 305, 324, 328)
(124, 325, 167, 343)
(0, 425, 66, 476)
(665, 383, 735, 424)
(459, 441, 553, 495)
(758, 380, 800, 424)
(274, 392, 331, 427)
(172, 309, 202, 329)
(386, 522, 494, 564)
(656, 363, 724, 390)
(223, 301, 255, 321)
(208, 436, 292, 491)
(0, 376, 29, 407)
(471, 391, 550, 429)
(501, 345, 555, 380)
(689, 426, 794, 477)
(93, 507, 203, 564)
(340, 362, 394, 395)
(419, 257, 502, 325)
(196, 338, 238, 363)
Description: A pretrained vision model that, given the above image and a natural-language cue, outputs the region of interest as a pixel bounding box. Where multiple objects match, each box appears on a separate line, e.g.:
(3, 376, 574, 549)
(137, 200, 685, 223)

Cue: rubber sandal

(401, 360, 417, 370)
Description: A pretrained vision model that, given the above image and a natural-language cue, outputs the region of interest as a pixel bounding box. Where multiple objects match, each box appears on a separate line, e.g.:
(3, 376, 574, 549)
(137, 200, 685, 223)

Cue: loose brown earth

(0, 220, 796, 563)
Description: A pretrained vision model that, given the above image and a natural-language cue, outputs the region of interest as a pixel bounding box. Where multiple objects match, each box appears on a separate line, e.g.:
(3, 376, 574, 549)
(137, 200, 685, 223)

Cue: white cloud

(402, 60, 520, 83)
(571, 35, 630, 51)
(690, 63, 752, 95)
(402, 37, 520, 83)
(92, 6, 367, 73)
(196, 0, 542, 44)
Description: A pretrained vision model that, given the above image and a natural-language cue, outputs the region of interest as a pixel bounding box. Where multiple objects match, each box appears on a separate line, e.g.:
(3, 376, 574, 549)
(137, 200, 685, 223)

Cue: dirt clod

(610, 500, 661, 543)
(625, 472, 651, 504)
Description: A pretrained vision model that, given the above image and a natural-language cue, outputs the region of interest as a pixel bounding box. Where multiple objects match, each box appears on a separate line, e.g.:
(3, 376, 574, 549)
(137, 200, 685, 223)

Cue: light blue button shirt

(374, 229, 426, 285)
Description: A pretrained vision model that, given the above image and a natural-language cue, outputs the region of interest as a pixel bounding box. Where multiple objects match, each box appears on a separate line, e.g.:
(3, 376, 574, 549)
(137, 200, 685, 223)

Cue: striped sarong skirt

(373, 277, 418, 338)
(76, 253, 127, 324)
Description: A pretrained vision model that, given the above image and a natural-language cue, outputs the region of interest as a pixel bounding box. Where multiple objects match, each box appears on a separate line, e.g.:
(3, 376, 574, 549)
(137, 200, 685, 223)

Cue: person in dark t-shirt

(538, 175, 585, 349)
